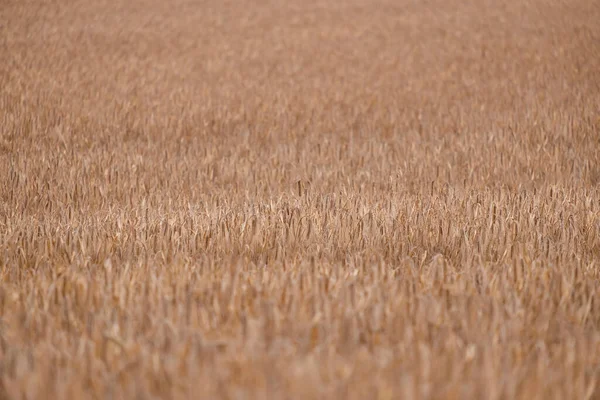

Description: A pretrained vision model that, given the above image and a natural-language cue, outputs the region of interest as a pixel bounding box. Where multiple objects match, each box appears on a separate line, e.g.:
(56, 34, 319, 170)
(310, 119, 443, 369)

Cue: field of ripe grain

(1, 0, 600, 399)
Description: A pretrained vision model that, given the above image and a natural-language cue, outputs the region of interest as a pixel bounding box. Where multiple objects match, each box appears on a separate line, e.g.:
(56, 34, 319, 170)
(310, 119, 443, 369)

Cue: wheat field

(1, 0, 600, 398)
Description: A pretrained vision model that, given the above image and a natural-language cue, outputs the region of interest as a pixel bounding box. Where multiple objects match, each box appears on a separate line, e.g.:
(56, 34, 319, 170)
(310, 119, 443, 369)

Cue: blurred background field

(1, 0, 600, 398)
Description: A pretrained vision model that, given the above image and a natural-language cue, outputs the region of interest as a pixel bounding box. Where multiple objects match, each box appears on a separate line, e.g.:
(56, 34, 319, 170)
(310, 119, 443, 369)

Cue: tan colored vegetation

(1, 0, 600, 398)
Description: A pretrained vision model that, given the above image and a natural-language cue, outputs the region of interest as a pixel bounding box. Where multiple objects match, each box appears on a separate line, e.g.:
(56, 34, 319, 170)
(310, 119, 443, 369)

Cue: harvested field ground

(1, 0, 600, 398)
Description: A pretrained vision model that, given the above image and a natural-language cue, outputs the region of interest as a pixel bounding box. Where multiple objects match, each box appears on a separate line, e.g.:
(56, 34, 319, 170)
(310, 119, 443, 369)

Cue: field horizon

(2, 0, 600, 398)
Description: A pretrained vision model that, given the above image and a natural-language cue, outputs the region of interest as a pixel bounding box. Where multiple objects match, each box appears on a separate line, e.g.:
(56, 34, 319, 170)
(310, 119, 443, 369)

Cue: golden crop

(1, 0, 600, 398)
